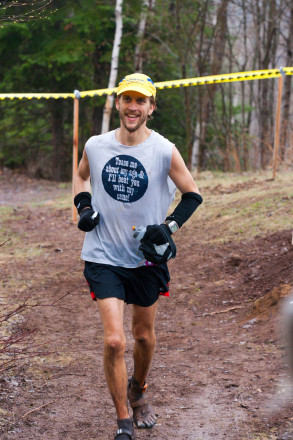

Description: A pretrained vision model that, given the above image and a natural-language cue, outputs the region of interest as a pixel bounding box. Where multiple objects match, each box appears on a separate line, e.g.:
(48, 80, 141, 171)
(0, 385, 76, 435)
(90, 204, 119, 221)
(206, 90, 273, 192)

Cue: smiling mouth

(126, 114, 139, 121)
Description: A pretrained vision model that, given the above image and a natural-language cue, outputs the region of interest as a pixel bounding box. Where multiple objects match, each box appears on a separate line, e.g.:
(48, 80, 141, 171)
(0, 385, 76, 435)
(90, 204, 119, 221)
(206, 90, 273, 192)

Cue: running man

(73, 73, 203, 440)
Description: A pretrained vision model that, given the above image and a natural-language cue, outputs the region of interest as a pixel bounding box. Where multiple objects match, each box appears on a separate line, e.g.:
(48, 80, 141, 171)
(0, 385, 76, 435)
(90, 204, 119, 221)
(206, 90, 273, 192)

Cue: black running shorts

(84, 262, 170, 307)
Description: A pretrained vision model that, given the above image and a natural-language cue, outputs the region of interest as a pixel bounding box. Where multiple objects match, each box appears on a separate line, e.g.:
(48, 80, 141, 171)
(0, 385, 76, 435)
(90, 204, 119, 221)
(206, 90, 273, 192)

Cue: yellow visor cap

(117, 73, 156, 99)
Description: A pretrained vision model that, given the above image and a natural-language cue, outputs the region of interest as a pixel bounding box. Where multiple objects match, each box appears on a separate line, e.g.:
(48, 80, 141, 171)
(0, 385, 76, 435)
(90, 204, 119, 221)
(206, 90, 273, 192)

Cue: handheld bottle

(132, 226, 169, 257)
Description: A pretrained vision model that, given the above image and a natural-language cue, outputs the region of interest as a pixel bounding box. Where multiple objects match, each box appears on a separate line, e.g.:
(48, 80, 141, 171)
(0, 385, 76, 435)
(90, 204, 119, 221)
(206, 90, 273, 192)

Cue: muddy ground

(1, 169, 293, 440)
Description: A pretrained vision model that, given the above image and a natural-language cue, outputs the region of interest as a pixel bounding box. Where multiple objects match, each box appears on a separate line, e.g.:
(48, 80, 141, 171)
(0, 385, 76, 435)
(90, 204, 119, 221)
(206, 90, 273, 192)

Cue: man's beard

(119, 111, 148, 133)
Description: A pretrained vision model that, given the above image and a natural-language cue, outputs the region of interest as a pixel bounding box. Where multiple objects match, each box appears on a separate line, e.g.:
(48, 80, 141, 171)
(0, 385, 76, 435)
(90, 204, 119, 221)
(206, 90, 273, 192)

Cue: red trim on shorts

(160, 282, 170, 297)
(90, 291, 97, 301)
(160, 290, 169, 297)
(86, 280, 97, 301)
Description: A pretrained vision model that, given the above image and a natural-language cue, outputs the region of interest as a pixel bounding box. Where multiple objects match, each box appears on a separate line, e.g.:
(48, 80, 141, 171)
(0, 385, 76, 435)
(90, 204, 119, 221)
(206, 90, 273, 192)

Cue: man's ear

(115, 97, 120, 111)
(148, 102, 155, 116)
(148, 104, 156, 116)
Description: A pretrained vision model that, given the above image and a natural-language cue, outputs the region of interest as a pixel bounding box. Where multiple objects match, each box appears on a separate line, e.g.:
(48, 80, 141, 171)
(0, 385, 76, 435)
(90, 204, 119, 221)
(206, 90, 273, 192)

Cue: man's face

(115, 91, 155, 133)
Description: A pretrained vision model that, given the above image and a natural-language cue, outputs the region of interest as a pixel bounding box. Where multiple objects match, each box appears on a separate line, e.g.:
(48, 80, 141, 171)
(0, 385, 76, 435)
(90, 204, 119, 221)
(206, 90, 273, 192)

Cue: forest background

(0, 0, 292, 181)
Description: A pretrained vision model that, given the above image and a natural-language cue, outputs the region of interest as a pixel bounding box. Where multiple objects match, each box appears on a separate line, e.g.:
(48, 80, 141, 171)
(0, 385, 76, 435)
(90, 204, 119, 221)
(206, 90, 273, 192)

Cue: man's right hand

(78, 208, 100, 232)
(74, 191, 100, 232)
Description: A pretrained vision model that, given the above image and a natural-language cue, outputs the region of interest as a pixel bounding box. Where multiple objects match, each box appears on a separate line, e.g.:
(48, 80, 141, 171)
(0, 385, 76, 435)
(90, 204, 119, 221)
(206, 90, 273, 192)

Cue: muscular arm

(73, 149, 100, 232)
(73, 148, 91, 196)
(168, 146, 201, 195)
(164, 145, 202, 229)
(136, 145, 202, 263)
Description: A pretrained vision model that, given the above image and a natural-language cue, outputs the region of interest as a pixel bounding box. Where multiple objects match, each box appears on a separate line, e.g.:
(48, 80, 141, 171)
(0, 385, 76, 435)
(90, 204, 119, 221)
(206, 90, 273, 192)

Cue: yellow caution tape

(0, 68, 292, 100)
(79, 87, 118, 98)
(155, 67, 293, 90)
(0, 92, 75, 100)
(80, 67, 293, 97)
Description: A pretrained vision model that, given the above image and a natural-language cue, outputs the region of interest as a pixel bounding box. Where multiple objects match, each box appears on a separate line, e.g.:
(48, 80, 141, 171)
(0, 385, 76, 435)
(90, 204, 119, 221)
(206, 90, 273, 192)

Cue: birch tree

(101, 0, 123, 134)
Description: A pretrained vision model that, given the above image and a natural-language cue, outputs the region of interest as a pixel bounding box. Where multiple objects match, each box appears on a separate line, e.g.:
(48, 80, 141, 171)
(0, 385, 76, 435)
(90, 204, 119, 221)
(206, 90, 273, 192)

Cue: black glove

(139, 224, 176, 264)
(74, 192, 100, 232)
(142, 224, 171, 245)
(78, 208, 100, 232)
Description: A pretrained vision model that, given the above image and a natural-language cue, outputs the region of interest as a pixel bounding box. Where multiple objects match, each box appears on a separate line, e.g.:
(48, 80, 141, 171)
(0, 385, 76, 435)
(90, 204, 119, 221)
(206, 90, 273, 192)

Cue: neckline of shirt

(113, 129, 155, 148)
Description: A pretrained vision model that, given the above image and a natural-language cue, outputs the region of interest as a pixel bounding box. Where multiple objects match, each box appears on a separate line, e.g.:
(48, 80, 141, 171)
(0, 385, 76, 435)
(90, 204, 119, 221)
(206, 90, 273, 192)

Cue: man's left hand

(142, 224, 171, 245)
(139, 224, 176, 264)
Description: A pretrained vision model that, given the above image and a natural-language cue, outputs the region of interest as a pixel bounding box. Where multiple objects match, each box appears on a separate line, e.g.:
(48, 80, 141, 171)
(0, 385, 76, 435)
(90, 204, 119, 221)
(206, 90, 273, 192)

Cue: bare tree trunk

(92, 43, 108, 135)
(101, 0, 123, 134)
(185, 74, 193, 170)
(192, 121, 200, 169)
(175, 0, 198, 170)
(191, 1, 210, 169)
(197, 0, 229, 171)
(49, 100, 68, 181)
(240, 0, 249, 170)
(280, 3, 293, 161)
(256, 0, 278, 169)
(134, 0, 155, 72)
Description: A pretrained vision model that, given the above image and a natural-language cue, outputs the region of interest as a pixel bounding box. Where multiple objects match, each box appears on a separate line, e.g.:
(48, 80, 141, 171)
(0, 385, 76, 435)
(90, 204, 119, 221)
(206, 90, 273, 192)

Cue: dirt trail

(1, 170, 293, 440)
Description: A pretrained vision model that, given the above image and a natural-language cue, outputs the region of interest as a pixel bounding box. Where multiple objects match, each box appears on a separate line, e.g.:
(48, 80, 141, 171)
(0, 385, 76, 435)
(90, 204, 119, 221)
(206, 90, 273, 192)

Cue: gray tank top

(81, 129, 176, 268)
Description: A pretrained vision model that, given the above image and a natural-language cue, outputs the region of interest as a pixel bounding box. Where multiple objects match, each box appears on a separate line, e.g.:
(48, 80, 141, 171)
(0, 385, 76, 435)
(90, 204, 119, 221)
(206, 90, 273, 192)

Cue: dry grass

(186, 170, 293, 244)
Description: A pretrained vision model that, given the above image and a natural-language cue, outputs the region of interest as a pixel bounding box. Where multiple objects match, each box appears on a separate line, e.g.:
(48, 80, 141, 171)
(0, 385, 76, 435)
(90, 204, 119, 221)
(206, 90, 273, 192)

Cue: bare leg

(97, 297, 129, 420)
(128, 300, 158, 428)
(132, 301, 158, 386)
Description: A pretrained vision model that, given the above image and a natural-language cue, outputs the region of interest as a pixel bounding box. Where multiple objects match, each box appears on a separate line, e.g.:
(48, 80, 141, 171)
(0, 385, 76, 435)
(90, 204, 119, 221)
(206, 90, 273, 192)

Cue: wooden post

(72, 90, 80, 222)
(272, 68, 285, 180)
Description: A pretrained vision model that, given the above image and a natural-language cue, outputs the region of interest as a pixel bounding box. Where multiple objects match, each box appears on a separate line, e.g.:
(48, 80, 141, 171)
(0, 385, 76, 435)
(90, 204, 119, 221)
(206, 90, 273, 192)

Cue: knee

(104, 334, 126, 358)
(132, 326, 156, 346)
